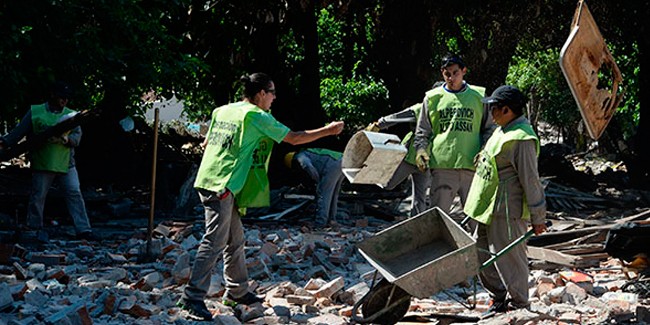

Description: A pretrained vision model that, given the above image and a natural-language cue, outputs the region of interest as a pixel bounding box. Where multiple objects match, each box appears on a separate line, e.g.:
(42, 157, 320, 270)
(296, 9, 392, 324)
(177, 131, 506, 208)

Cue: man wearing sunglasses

(464, 85, 547, 313)
(413, 54, 492, 220)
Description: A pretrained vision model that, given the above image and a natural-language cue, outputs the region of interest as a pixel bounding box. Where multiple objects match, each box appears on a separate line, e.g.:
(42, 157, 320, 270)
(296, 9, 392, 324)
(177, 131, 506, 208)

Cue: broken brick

(286, 295, 316, 306)
(314, 276, 344, 299)
(12, 262, 28, 280)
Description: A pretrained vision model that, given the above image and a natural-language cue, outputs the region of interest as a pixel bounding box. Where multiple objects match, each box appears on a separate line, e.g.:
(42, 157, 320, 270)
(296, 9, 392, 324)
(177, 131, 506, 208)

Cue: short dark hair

(240, 73, 273, 99)
(440, 54, 465, 69)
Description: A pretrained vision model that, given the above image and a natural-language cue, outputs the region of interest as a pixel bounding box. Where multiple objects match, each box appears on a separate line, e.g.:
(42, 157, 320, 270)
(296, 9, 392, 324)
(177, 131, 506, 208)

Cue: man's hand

(327, 121, 345, 135)
(532, 223, 547, 235)
(415, 148, 430, 172)
(48, 135, 68, 145)
(365, 122, 380, 132)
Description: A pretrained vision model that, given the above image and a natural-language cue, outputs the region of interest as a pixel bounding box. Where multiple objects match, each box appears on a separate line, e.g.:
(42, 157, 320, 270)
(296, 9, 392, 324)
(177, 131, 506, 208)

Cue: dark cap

(441, 54, 465, 69)
(51, 81, 74, 99)
(481, 85, 525, 108)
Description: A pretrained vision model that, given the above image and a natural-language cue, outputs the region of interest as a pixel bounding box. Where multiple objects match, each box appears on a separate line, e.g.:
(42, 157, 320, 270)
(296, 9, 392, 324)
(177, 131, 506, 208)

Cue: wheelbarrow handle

(479, 220, 552, 271)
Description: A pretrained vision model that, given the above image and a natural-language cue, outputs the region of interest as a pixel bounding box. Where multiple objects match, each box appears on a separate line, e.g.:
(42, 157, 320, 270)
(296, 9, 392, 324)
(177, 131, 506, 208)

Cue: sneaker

(222, 292, 264, 307)
(177, 297, 212, 321)
(488, 299, 509, 313)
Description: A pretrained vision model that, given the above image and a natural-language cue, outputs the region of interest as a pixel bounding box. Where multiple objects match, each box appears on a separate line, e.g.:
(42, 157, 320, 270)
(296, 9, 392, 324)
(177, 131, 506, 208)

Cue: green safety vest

(305, 148, 342, 160)
(194, 102, 289, 206)
(463, 121, 540, 225)
(425, 85, 485, 169)
(236, 137, 274, 208)
(401, 103, 425, 166)
(30, 104, 75, 173)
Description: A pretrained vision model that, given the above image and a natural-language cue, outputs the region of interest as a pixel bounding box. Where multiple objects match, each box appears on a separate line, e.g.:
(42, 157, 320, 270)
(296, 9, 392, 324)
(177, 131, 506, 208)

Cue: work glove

(365, 122, 380, 132)
(415, 148, 430, 172)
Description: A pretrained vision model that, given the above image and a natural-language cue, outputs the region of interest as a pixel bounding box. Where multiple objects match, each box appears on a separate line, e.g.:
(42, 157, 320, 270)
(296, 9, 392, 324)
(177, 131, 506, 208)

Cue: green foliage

(317, 4, 389, 127)
(320, 75, 389, 129)
(0, 0, 205, 123)
(507, 46, 580, 133)
(609, 42, 640, 139)
(318, 7, 346, 77)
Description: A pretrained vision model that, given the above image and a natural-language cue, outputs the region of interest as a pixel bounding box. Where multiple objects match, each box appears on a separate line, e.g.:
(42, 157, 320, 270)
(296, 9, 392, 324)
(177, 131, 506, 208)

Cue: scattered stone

(214, 314, 243, 325)
(234, 303, 265, 322)
(307, 313, 348, 325)
(286, 295, 316, 306)
(0, 283, 14, 311)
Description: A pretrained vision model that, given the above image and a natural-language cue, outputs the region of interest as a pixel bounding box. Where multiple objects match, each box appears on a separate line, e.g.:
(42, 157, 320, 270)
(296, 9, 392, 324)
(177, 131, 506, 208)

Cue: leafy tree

(317, 5, 389, 130)
(507, 47, 581, 147)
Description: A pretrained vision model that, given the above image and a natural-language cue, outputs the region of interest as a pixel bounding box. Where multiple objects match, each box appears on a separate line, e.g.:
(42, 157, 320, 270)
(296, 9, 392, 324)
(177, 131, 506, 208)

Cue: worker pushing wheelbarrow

(350, 207, 548, 325)
(343, 86, 550, 322)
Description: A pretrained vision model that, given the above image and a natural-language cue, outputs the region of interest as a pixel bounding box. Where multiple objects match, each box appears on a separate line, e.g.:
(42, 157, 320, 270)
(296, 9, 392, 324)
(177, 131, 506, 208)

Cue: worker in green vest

(413, 54, 493, 220)
(284, 148, 344, 226)
(177, 73, 344, 321)
(464, 85, 547, 313)
(0, 81, 94, 241)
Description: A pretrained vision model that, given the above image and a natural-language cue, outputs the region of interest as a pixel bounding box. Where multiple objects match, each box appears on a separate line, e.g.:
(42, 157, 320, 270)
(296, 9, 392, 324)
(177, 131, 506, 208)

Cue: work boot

(222, 292, 264, 307)
(481, 298, 509, 318)
(177, 297, 212, 321)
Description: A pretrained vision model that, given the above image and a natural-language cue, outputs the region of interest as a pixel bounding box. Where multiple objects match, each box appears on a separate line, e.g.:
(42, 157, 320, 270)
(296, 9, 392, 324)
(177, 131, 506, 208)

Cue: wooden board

(559, 0, 623, 140)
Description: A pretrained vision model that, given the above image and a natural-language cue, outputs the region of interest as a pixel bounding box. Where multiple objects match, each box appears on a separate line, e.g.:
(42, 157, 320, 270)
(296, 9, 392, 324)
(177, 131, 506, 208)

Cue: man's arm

(65, 126, 82, 147)
(480, 104, 496, 145)
(512, 140, 547, 229)
(414, 96, 433, 150)
(283, 121, 344, 145)
(1, 110, 33, 149)
(376, 105, 418, 130)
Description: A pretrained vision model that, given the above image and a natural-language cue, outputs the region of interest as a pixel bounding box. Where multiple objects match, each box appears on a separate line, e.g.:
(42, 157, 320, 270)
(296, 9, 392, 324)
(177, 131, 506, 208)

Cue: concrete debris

(0, 210, 649, 325)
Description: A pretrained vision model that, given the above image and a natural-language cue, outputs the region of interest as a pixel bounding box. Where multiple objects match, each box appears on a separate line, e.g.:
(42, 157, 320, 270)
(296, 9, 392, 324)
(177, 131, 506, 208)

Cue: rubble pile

(0, 212, 649, 324)
(0, 220, 384, 324)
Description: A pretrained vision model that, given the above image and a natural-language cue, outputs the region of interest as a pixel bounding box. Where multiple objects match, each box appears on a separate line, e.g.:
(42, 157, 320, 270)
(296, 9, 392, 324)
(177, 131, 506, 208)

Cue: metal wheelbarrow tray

(357, 207, 478, 299)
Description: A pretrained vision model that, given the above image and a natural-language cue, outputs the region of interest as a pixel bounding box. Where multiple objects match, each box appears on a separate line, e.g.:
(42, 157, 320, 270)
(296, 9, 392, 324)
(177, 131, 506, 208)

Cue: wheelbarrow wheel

(361, 279, 411, 325)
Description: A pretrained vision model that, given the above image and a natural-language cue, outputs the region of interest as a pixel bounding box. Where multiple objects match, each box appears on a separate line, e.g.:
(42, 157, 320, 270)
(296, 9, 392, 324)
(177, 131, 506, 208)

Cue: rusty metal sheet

(559, 0, 624, 140)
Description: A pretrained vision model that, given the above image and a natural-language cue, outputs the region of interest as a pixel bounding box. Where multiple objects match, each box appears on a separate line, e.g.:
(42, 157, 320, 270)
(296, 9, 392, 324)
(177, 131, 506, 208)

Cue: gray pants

(385, 161, 431, 217)
(182, 189, 249, 301)
(429, 169, 474, 221)
(28, 167, 91, 234)
(475, 216, 529, 307)
(295, 151, 344, 225)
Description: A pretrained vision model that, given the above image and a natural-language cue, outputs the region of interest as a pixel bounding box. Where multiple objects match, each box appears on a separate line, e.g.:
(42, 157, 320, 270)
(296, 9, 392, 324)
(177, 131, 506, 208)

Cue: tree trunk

(287, 0, 327, 129)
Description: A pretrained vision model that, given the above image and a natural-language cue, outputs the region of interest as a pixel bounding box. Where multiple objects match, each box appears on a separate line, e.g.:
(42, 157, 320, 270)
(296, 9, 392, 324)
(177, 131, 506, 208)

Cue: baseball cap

(441, 54, 465, 69)
(52, 81, 74, 99)
(481, 85, 525, 108)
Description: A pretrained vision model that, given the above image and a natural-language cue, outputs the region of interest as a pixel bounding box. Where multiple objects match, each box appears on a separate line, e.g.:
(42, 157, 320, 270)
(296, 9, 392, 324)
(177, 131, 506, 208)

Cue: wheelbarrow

(351, 207, 546, 325)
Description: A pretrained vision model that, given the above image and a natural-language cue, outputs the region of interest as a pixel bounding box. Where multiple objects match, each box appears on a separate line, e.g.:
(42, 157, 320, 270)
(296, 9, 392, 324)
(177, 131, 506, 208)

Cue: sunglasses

(265, 88, 276, 95)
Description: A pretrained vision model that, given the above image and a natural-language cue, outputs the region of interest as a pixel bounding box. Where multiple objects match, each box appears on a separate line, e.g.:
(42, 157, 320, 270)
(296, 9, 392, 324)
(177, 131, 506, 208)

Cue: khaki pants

(182, 189, 249, 301)
(475, 215, 529, 307)
(429, 169, 474, 221)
